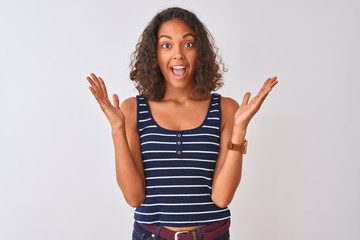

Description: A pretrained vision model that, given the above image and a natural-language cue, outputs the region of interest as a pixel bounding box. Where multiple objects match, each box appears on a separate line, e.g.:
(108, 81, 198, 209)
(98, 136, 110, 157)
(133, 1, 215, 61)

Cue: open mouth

(171, 66, 187, 78)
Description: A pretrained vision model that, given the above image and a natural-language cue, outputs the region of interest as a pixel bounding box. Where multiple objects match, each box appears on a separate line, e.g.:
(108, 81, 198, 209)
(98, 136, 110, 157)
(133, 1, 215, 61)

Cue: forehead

(157, 18, 194, 38)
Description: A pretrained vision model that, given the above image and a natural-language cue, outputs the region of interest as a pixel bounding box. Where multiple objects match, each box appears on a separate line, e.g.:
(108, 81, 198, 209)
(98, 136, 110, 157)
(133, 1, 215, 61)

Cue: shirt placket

(176, 133, 183, 158)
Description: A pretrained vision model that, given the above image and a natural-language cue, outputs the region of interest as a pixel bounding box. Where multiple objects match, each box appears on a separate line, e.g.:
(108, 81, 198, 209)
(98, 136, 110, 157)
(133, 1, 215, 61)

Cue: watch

(227, 139, 248, 154)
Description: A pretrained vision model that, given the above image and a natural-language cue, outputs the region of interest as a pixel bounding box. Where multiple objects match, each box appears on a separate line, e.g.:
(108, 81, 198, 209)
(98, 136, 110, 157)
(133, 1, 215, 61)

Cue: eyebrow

(183, 33, 195, 38)
(158, 33, 195, 40)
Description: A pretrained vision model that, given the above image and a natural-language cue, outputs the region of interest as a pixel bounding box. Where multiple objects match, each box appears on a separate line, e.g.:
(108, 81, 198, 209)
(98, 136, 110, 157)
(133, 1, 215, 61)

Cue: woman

(87, 7, 278, 240)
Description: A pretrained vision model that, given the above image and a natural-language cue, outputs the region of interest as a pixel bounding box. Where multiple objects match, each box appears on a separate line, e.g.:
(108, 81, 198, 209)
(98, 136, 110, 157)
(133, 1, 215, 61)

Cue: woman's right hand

(86, 73, 125, 129)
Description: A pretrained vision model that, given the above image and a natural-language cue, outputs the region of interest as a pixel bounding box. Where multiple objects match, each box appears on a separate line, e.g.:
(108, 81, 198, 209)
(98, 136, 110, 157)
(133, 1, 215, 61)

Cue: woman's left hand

(234, 76, 278, 130)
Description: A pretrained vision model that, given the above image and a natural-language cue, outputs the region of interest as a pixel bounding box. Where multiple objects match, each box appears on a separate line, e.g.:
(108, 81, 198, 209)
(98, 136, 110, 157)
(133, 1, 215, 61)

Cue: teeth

(172, 66, 186, 69)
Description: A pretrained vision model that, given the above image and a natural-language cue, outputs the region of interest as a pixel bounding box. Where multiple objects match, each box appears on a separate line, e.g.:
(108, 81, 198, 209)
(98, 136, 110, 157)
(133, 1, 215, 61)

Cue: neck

(162, 83, 196, 102)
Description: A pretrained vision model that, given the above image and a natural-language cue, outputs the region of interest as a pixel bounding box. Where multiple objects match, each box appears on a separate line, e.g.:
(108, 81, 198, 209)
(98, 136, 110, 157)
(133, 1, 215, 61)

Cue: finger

(252, 86, 268, 105)
(263, 77, 272, 87)
(98, 76, 109, 98)
(113, 94, 120, 109)
(258, 78, 271, 94)
(268, 76, 277, 85)
(251, 77, 277, 106)
(241, 92, 251, 106)
(88, 86, 101, 101)
(257, 79, 277, 104)
(86, 76, 96, 88)
(267, 76, 277, 84)
(260, 77, 276, 94)
(270, 80, 278, 88)
(257, 92, 268, 106)
(88, 86, 94, 94)
(90, 73, 101, 90)
(263, 78, 278, 94)
(87, 76, 102, 97)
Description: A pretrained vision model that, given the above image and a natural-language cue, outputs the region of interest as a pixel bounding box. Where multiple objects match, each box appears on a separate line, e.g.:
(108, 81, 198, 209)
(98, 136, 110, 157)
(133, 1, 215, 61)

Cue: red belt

(141, 218, 230, 240)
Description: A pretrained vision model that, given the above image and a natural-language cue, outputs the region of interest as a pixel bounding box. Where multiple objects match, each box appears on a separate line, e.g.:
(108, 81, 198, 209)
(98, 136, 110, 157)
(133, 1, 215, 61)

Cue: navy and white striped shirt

(134, 93, 230, 227)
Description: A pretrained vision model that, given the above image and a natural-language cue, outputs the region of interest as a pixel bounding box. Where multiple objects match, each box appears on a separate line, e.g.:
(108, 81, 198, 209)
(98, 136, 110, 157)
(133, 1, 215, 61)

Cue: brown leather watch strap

(227, 139, 248, 154)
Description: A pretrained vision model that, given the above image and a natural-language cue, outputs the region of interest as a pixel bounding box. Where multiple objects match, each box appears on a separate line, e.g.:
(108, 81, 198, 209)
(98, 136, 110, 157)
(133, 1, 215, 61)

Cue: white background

(1, 0, 359, 239)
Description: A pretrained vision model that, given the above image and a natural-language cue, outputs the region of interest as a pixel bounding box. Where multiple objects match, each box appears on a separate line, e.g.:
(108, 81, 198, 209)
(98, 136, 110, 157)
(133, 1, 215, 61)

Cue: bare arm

(211, 76, 278, 208)
(87, 73, 145, 207)
(112, 97, 145, 207)
(211, 97, 244, 208)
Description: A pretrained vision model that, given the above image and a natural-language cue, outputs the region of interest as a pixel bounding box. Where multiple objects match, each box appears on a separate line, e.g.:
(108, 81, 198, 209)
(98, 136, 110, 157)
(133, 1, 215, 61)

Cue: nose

(173, 45, 184, 60)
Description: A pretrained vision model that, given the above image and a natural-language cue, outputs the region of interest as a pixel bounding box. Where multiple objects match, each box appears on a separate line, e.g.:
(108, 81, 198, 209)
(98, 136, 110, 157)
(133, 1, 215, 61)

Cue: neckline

(143, 93, 215, 133)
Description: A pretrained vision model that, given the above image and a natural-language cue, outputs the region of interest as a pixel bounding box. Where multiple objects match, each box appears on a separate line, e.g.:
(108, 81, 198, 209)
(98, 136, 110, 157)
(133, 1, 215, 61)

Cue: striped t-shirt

(134, 93, 231, 227)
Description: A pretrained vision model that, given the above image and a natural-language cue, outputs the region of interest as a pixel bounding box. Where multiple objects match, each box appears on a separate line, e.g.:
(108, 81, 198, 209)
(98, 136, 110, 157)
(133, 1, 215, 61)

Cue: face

(157, 18, 197, 90)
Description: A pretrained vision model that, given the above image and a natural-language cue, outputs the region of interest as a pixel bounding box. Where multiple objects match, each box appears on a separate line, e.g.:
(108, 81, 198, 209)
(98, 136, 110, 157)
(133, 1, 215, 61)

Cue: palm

(234, 76, 278, 129)
(86, 73, 125, 128)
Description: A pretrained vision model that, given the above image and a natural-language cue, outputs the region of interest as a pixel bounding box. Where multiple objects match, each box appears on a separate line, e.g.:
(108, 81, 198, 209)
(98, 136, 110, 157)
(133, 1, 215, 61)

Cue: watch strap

(227, 139, 248, 154)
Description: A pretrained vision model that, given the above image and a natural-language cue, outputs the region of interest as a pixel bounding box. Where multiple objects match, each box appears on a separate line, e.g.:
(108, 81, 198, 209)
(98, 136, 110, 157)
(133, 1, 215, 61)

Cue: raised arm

(87, 73, 145, 207)
(211, 76, 278, 208)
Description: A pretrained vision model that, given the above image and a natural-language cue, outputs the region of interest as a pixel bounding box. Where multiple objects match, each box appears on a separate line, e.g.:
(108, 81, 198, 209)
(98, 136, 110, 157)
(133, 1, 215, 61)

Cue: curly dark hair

(130, 7, 226, 100)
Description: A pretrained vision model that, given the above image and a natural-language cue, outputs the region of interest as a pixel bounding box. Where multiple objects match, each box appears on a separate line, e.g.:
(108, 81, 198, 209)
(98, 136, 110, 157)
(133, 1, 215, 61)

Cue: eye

(161, 43, 171, 49)
(184, 42, 194, 48)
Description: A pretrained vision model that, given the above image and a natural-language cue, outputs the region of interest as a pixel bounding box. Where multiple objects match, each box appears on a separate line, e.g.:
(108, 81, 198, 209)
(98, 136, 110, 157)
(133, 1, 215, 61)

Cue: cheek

(156, 51, 167, 68)
(189, 51, 197, 67)
(157, 57, 167, 72)
(156, 56, 169, 77)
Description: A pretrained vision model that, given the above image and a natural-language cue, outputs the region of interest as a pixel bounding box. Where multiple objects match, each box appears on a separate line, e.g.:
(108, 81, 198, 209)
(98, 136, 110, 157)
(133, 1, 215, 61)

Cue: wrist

(231, 126, 247, 144)
(111, 124, 125, 136)
(233, 120, 248, 131)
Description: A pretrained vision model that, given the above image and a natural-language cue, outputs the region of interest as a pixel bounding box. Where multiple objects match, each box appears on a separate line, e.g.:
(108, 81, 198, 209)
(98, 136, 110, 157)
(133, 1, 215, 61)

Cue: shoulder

(120, 97, 137, 126)
(221, 96, 239, 113)
(120, 96, 137, 112)
(220, 96, 239, 130)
